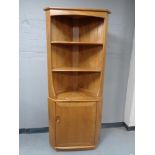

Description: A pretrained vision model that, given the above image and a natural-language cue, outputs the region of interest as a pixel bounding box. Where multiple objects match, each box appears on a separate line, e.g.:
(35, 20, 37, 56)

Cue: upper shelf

(51, 41, 103, 46)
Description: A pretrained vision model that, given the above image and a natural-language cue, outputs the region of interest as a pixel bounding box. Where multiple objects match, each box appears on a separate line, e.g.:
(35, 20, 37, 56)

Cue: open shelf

(56, 90, 99, 101)
(49, 15, 105, 99)
(51, 45, 103, 70)
(51, 41, 103, 46)
(52, 72, 100, 98)
(52, 67, 101, 72)
(51, 16, 104, 43)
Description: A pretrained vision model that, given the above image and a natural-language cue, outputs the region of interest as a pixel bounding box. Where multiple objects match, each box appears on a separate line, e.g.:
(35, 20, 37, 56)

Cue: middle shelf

(52, 67, 101, 72)
(51, 43, 104, 71)
(51, 41, 103, 46)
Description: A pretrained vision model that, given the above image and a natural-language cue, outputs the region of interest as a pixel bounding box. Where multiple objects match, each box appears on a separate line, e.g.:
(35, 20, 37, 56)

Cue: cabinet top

(44, 7, 111, 14)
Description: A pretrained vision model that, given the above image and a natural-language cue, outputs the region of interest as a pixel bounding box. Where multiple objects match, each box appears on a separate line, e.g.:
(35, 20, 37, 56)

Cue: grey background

(19, 0, 135, 128)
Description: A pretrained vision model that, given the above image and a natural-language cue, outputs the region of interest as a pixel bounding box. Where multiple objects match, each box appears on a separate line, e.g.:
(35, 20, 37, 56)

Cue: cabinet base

(54, 145, 96, 151)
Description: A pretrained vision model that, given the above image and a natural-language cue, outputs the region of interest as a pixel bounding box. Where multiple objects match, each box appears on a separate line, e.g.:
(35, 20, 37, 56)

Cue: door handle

(56, 116, 60, 124)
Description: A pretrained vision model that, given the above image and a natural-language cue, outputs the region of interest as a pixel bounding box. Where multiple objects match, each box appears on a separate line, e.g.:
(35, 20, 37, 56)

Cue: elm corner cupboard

(44, 7, 111, 150)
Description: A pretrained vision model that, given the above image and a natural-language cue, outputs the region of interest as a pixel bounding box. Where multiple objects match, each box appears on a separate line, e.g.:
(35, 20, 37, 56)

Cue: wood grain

(55, 102, 96, 146)
(51, 41, 103, 45)
(44, 7, 110, 150)
(51, 45, 103, 71)
(44, 7, 111, 14)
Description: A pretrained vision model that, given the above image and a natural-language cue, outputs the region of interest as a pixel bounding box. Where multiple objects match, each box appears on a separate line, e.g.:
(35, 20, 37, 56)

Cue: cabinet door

(55, 102, 96, 147)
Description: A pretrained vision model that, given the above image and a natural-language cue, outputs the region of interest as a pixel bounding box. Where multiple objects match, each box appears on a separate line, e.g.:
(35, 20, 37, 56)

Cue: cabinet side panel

(94, 100, 102, 145)
(94, 13, 109, 144)
(48, 98, 56, 147)
(98, 13, 109, 97)
(45, 11, 56, 97)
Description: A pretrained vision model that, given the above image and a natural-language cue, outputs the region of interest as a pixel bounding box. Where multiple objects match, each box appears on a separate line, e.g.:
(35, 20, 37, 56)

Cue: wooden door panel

(55, 102, 96, 146)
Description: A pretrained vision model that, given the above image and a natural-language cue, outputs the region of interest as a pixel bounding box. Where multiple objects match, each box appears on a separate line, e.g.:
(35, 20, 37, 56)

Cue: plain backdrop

(19, 0, 135, 128)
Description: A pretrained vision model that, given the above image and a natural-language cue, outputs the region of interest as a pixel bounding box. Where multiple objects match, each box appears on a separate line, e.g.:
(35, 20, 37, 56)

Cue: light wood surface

(51, 44, 103, 72)
(44, 7, 111, 14)
(51, 41, 103, 45)
(57, 90, 97, 100)
(52, 72, 101, 97)
(45, 10, 56, 98)
(55, 145, 96, 150)
(48, 98, 56, 146)
(55, 102, 96, 146)
(51, 16, 104, 42)
(45, 7, 110, 150)
(49, 10, 108, 21)
(52, 67, 101, 72)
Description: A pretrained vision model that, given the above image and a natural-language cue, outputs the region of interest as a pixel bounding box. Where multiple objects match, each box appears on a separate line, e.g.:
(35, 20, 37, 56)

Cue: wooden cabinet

(55, 102, 96, 147)
(44, 7, 110, 150)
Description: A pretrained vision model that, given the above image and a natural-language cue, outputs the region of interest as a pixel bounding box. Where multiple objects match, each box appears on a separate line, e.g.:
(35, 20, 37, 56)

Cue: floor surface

(19, 127, 135, 155)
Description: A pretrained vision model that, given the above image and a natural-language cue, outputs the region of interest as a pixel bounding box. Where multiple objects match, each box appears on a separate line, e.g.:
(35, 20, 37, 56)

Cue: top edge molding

(44, 7, 111, 14)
